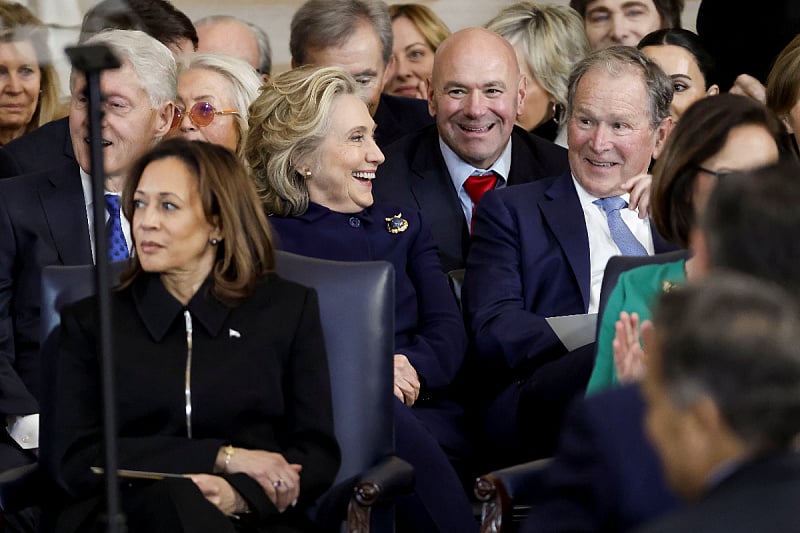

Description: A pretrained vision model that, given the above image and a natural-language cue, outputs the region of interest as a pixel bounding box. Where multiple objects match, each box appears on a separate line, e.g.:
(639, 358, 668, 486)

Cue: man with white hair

(0, 29, 176, 473)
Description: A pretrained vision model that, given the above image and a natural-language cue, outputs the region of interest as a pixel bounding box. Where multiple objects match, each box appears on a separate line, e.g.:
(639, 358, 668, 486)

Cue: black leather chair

(473, 250, 690, 533)
(274, 251, 414, 531)
(7, 254, 414, 531)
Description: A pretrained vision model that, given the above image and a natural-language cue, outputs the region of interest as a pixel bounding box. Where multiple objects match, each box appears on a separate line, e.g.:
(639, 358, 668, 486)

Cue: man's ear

(381, 55, 396, 91)
(154, 101, 175, 137)
(652, 117, 673, 159)
(516, 74, 528, 119)
(706, 84, 720, 97)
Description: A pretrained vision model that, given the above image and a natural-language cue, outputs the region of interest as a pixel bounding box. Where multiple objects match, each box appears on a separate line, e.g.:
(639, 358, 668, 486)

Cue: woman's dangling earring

(305, 169, 312, 179)
(552, 102, 563, 126)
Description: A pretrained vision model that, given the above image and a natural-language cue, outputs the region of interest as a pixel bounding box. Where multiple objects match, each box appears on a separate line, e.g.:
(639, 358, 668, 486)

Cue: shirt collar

(132, 272, 232, 341)
(439, 136, 512, 192)
(571, 173, 632, 212)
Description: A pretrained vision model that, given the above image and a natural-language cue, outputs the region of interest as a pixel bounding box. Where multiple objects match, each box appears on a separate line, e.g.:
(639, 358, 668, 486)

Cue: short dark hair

(570, 0, 684, 29)
(121, 139, 275, 302)
(79, 0, 198, 51)
(702, 159, 800, 300)
(654, 273, 800, 451)
(290, 0, 393, 66)
(637, 28, 715, 87)
(650, 94, 789, 247)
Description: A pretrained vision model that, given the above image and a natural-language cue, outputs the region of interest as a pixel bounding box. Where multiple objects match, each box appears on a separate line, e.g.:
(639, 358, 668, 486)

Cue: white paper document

(546, 313, 598, 351)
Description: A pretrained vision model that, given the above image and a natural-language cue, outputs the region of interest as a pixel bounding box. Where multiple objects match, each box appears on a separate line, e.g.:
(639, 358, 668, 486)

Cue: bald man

(195, 15, 271, 82)
(374, 27, 568, 272)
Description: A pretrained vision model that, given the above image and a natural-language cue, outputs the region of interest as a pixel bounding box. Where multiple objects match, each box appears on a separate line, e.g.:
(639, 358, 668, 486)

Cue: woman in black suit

(52, 138, 340, 532)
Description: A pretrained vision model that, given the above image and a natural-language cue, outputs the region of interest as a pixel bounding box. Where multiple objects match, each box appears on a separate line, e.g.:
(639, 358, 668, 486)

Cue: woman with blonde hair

(0, 1, 62, 144)
(486, 2, 589, 146)
(248, 64, 476, 533)
(384, 3, 450, 99)
(169, 53, 261, 158)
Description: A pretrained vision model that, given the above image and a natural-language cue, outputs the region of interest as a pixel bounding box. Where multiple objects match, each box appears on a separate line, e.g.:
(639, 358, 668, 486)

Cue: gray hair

(177, 53, 262, 157)
(486, 2, 589, 123)
(566, 45, 672, 129)
(654, 273, 800, 451)
(195, 15, 272, 76)
(246, 66, 357, 216)
(290, 0, 393, 67)
(79, 29, 177, 108)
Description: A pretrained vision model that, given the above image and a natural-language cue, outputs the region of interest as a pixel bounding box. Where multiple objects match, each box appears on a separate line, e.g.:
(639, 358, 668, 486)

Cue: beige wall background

(19, 0, 700, 93)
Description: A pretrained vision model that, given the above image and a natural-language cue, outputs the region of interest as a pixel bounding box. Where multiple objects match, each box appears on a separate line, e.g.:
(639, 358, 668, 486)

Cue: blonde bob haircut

(388, 4, 451, 52)
(246, 65, 357, 217)
(121, 138, 275, 303)
(486, 2, 589, 123)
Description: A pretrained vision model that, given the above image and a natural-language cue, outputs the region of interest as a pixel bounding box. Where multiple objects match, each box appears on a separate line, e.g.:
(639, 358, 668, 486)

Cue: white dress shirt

(572, 175, 654, 313)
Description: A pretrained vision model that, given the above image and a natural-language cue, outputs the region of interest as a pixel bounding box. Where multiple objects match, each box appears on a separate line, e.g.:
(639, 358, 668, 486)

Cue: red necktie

(464, 171, 498, 233)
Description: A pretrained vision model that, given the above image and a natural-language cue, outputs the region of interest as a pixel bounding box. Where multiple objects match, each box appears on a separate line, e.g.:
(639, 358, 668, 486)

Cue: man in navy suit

(289, 0, 433, 150)
(0, 29, 175, 473)
(464, 46, 673, 462)
(375, 27, 569, 272)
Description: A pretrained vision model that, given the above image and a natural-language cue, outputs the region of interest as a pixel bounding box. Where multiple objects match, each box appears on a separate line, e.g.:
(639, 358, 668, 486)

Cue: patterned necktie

(593, 196, 647, 256)
(105, 194, 129, 261)
(464, 171, 498, 233)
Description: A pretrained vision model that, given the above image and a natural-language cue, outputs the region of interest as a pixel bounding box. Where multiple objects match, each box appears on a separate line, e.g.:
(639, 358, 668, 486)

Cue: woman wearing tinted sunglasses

(168, 53, 261, 157)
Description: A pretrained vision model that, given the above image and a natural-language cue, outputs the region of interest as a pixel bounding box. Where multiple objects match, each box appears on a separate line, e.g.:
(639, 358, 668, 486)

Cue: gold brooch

(662, 280, 676, 293)
(385, 213, 408, 234)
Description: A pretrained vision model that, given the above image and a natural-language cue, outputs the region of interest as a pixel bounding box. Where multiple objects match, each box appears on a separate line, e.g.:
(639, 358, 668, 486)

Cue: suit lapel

(409, 130, 469, 265)
(39, 162, 93, 265)
(538, 173, 591, 309)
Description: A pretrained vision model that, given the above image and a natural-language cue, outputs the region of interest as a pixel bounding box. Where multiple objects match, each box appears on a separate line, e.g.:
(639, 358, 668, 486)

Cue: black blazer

(373, 93, 434, 150)
(374, 124, 569, 272)
(0, 160, 90, 420)
(0, 117, 74, 179)
(52, 272, 340, 529)
(638, 451, 800, 533)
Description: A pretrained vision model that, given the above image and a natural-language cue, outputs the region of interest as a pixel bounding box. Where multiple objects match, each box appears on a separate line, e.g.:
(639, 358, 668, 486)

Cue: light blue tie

(593, 197, 647, 256)
(105, 194, 129, 262)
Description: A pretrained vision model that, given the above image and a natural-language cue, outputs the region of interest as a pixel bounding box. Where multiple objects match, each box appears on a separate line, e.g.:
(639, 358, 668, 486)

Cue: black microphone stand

(64, 44, 126, 533)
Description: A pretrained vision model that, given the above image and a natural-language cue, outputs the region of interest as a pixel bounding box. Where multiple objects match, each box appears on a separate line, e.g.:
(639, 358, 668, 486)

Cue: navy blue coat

(463, 172, 675, 455)
(465, 171, 676, 382)
(524, 385, 676, 533)
(269, 202, 466, 395)
(374, 125, 568, 272)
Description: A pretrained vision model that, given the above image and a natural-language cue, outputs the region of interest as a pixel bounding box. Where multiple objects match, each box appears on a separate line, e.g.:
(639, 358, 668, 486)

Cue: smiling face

(303, 93, 384, 213)
(302, 21, 387, 117)
(641, 44, 717, 122)
(69, 62, 172, 180)
(568, 66, 669, 197)
(430, 28, 525, 169)
(584, 0, 663, 50)
(133, 156, 220, 280)
(384, 16, 435, 99)
(0, 40, 41, 143)
(169, 68, 239, 152)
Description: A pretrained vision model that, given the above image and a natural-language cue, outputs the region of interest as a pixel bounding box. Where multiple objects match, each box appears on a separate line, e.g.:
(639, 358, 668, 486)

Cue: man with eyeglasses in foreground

(0, 29, 175, 479)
